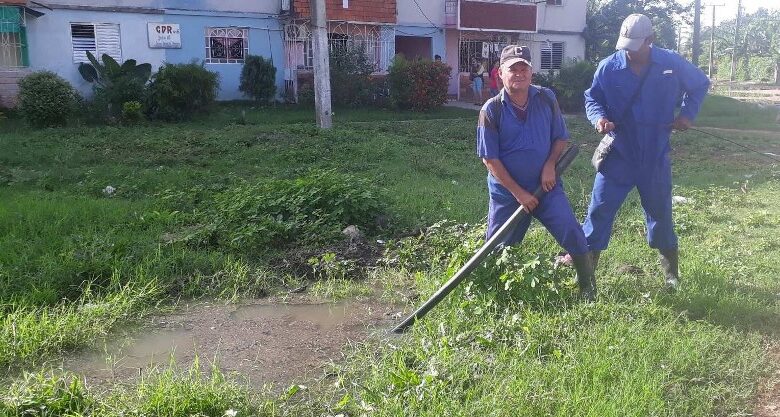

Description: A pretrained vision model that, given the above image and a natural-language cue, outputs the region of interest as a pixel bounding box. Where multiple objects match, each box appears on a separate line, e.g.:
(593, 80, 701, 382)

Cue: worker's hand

(515, 190, 539, 213)
(540, 160, 557, 192)
(596, 118, 615, 134)
(671, 116, 692, 131)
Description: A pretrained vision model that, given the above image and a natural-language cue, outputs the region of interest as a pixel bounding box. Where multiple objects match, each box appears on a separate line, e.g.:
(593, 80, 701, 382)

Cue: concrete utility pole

(693, 0, 701, 66)
(706, 4, 724, 79)
(310, 0, 332, 128)
(730, 0, 742, 82)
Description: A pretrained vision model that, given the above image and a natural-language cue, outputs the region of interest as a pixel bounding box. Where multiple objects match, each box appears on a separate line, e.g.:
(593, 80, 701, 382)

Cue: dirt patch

(754, 343, 780, 417)
(60, 294, 405, 393)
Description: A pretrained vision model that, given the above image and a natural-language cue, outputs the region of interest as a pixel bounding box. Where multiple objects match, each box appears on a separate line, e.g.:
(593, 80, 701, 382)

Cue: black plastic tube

(391, 145, 580, 334)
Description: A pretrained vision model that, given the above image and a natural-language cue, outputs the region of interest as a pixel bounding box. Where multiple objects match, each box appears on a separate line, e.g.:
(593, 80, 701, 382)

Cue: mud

(60, 295, 404, 393)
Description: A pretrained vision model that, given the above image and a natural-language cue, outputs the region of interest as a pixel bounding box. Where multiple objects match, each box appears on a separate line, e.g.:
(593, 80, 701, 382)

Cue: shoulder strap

(487, 93, 503, 129)
(532, 85, 559, 118)
(618, 65, 651, 123)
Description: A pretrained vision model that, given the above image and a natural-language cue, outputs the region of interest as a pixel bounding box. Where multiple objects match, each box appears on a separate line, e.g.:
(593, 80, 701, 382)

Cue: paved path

(444, 100, 482, 111)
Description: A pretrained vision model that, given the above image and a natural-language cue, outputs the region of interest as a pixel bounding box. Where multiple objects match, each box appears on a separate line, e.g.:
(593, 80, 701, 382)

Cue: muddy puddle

(59, 298, 404, 391)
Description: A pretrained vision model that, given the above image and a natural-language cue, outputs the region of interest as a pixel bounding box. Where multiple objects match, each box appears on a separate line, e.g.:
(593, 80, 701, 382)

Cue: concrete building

(0, 0, 586, 107)
(1, 0, 285, 105)
(442, 0, 587, 99)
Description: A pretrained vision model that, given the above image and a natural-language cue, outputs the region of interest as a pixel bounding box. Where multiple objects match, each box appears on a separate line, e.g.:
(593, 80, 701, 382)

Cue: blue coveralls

(476, 87, 589, 255)
(583, 47, 710, 251)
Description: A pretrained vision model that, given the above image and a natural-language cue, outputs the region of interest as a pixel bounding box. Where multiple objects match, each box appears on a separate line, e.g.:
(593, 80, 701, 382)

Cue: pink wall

(445, 29, 460, 97)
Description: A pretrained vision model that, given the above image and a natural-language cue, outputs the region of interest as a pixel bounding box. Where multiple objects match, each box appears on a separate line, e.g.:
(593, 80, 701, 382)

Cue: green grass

(0, 101, 778, 416)
(694, 95, 779, 131)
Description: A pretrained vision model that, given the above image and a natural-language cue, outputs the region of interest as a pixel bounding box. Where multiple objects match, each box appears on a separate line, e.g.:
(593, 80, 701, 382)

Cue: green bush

(532, 59, 596, 113)
(78, 52, 152, 120)
(239, 55, 277, 103)
(17, 71, 76, 128)
(121, 100, 144, 124)
(146, 62, 219, 121)
(329, 43, 376, 107)
(388, 56, 451, 111)
(190, 170, 386, 252)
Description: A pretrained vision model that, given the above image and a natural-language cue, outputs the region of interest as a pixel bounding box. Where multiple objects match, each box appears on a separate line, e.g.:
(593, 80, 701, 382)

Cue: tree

(239, 55, 277, 103)
(585, 0, 689, 63)
(704, 8, 780, 83)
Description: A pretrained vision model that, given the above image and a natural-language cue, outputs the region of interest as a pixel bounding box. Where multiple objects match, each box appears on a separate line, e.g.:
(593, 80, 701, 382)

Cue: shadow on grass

(658, 284, 780, 337)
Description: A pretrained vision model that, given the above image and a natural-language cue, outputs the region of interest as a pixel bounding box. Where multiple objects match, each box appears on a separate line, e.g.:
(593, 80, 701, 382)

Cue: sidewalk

(444, 100, 482, 110)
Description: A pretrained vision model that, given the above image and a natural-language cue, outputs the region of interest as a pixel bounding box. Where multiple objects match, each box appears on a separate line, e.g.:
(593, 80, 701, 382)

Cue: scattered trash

(103, 185, 115, 196)
(672, 195, 690, 204)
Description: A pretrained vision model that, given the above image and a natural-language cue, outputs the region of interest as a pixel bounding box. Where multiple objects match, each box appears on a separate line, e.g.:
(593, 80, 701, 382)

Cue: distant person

(489, 60, 501, 96)
(563, 14, 710, 291)
(434, 54, 442, 62)
(470, 59, 486, 105)
(476, 45, 597, 301)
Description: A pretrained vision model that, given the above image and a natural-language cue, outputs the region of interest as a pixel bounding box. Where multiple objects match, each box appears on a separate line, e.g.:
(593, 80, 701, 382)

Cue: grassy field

(0, 97, 778, 416)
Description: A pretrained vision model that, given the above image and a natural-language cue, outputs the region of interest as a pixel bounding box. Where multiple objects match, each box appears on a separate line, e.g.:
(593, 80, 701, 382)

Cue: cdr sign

(147, 23, 181, 48)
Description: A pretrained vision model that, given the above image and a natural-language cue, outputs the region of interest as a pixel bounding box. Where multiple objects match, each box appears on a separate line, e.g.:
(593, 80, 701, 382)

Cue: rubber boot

(592, 250, 601, 273)
(658, 248, 680, 291)
(572, 253, 597, 302)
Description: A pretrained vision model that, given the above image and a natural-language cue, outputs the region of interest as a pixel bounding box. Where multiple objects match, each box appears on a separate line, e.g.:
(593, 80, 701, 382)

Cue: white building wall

(535, 0, 587, 68)
(396, 0, 445, 26)
(536, 0, 586, 33)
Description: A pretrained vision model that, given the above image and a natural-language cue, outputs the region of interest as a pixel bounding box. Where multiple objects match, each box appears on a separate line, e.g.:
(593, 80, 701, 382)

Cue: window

(70, 23, 121, 63)
(540, 41, 564, 70)
(546, 0, 562, 5)
(0, 6, 27, 68)
(206, 27, 248, 63)
(327, 33, 349, 52)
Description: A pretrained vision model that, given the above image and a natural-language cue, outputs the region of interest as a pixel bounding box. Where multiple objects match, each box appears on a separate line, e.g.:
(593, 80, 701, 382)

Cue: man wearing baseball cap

(575, 13, 710, 290)
(476, 45, 596, 301)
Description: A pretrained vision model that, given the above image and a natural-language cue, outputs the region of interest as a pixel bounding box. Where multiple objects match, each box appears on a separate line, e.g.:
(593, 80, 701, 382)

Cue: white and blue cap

(616, 14, 654, 51)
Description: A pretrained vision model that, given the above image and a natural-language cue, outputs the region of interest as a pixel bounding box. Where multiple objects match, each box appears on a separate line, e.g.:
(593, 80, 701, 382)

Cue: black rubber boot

(658, 248, 680, 291)
(572, 253, 597, 302)
(592, 250, 601, 272)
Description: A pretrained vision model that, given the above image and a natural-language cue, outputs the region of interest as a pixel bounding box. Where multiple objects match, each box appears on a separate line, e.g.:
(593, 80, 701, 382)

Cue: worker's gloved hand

(514, 190, 539, 213)
(541, 160, 557, 192)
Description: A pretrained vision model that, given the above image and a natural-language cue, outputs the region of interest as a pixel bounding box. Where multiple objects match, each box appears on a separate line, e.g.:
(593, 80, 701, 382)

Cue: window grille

(283, 21, 393, 73)
(540, 41, 564, 70)
(458, 32, 535, 73)
(206, 27, 248, 64)
(0, 6, 27, 68)
(71, 23, 121, 63)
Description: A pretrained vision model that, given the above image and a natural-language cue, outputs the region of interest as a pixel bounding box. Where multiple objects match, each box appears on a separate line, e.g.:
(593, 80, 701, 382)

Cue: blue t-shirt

(584, 47, 710, 182)
(476, 86, 569, 191)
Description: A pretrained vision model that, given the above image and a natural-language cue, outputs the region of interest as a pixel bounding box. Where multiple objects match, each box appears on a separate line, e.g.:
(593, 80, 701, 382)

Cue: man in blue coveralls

(476, 45, 596, 301)
(581, 14, 710, 290)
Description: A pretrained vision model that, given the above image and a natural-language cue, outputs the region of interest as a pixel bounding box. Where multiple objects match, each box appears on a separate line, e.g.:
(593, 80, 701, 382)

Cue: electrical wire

(686, 126, 780, 164)
(395, 28, 441, 37)
(411, 0, 441, 30)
